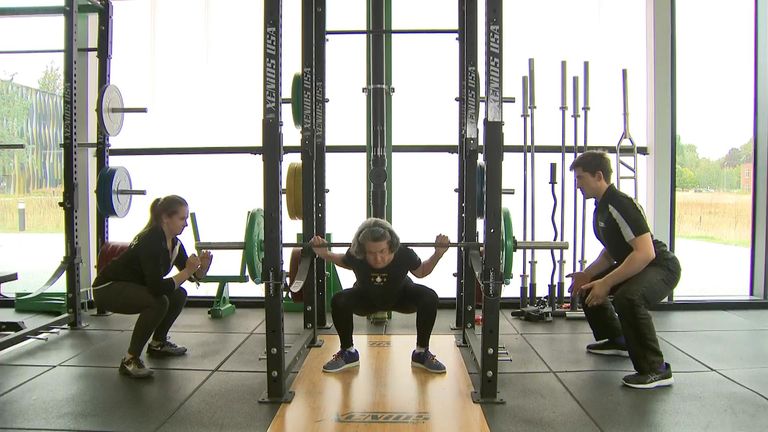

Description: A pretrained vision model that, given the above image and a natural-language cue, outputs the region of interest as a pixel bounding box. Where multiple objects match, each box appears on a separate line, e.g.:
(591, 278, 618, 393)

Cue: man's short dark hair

(569, 150, 613, 183)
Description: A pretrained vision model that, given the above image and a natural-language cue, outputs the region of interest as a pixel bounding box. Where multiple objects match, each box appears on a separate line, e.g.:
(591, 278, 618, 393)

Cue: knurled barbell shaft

(196, 241, 479, 249)
(284, 242, 482, 248)
(287, 241, 569, 250)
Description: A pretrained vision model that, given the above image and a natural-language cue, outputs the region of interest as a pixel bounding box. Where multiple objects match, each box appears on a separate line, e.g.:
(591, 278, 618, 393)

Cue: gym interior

(1, 1, 767, 431)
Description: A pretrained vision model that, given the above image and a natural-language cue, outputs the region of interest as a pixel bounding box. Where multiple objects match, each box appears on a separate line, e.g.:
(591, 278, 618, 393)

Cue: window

(674, 0, 755, 298)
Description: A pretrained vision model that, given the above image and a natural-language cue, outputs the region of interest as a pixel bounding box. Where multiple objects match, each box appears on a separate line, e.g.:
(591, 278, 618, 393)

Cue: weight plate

(477, 161, 486, 219)
(291, 73, 302, 129)
(98, 84, 124, 137)
(502, 207, 514, 284)
(286, 161, 303, 220)
(96, 166, 132, 218)
(111, 167, 132, 218)
(286, 163, 297, 219)
(96, 166, 113, 216)
(245, 208, 265, 283)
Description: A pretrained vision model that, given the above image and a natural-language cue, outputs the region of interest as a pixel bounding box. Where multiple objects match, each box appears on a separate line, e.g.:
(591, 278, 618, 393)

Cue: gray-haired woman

(310, 218, 449, 373)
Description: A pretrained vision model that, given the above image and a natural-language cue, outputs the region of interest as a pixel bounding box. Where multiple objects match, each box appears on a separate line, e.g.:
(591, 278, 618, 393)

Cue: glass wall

(5, 2, 718, 303)
(497, 0, 648, 298)
(674, 0, 755, 299)
(0, 11, 65, 295)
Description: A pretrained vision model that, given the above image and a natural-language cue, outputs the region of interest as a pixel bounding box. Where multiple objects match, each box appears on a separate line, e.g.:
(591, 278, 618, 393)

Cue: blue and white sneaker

(411, 350, 446, 374)
(622, 363, 674, 389)
(322, 349, 360, 373)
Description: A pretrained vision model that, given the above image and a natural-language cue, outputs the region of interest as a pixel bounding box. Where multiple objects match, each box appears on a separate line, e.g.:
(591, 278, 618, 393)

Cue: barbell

(95, 166, 146, 218)
(281, 240, 564, 250)
(195, 207, 568, 287)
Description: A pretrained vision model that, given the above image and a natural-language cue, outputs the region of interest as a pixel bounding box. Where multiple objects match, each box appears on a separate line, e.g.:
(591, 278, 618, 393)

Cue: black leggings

(331, 282, 439, 350)
(94, 282, 188, 357)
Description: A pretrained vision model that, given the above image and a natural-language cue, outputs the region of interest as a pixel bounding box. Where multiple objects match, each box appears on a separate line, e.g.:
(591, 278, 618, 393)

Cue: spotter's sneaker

(622, 363, 674, 389)
(322, 349, 360, 373)
(411, 350, 446, 374)
(147, 339, 187, 357)
(119, 356, 154, 379)
(586, 339, 629, 357)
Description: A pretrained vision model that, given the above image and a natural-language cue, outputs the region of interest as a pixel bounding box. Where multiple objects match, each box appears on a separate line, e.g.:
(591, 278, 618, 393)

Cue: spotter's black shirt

(594, 184, 673, 265)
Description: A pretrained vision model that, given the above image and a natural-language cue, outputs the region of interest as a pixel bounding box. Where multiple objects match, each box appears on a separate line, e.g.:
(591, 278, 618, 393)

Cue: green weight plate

(502, 207, 514, 284)
(245, 208, 265, 283)
(477, 161, 486, 219)
(291, 72, 302, 129)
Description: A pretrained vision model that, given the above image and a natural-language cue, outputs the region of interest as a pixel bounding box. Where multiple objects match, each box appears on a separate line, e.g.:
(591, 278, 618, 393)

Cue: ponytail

(133, 195, 188, 244)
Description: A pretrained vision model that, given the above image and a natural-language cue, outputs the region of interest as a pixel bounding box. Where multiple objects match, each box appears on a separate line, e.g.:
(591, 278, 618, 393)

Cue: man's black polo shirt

(593, 184, 671, 265)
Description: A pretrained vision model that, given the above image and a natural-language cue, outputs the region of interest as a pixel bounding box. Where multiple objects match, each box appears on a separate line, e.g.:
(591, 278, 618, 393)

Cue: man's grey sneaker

(586, 339, 629, 357)
(322, 349, 360, 373)
(119, 356, 154, 378)
(411, 350, 446, 374)
(147, 339, 187, 357)
(622, 363, 674, 389)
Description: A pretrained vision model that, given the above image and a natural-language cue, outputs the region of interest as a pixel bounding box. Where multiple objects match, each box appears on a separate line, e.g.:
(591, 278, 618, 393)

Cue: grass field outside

(675, 191, 752, 247)
(0, 190, 755, 247)
(0, 191, 63, 233)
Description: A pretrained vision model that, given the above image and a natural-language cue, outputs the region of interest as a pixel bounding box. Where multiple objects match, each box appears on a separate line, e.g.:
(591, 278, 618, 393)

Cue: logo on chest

(370, 273, 388, 285)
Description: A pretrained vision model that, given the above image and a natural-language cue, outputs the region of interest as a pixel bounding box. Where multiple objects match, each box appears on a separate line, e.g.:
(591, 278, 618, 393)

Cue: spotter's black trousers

(583, 254, 681, 374)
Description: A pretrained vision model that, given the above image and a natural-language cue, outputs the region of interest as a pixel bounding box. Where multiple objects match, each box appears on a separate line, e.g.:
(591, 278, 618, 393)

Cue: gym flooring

(0, 307, 767, 431)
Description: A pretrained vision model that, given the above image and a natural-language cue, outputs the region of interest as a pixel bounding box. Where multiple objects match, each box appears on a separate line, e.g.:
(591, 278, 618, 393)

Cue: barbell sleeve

(196, 242, 245, 250)
(115, 189, 147, 195)
(109, 107, 148, 113)
(515, 241, 569, 250)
